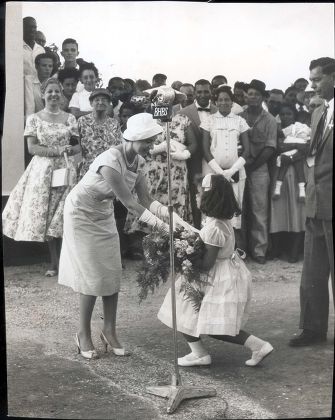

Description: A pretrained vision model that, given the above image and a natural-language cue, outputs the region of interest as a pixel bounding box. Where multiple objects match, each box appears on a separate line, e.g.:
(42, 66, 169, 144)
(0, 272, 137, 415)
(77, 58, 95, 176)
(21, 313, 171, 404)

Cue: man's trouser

(299, 217, 334, 334)
(246, 164, 270, 258)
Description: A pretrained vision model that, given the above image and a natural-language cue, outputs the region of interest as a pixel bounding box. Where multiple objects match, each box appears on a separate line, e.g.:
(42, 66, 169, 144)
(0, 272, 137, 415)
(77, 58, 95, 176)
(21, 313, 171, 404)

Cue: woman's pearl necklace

(123, 144, 137, 168)
(44, 108, 61, 115)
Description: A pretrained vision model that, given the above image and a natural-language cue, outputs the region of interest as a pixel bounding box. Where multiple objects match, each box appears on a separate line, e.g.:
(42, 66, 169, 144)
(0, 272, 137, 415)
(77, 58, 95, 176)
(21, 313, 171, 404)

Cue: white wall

(2, 2, 24, 196)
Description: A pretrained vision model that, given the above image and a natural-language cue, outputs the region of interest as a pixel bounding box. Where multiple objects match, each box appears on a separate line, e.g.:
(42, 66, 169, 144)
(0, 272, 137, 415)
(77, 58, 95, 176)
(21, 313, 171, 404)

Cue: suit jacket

(179, 103, 217, 182)
(306, 103, 333, 221)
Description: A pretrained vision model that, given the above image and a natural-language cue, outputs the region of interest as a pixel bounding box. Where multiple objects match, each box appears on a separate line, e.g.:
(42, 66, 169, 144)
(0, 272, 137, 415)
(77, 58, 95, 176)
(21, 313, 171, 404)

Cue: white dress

(58, 147, 145, 296)
(157, 217, 252, 337)
(200, 112, 249, 228)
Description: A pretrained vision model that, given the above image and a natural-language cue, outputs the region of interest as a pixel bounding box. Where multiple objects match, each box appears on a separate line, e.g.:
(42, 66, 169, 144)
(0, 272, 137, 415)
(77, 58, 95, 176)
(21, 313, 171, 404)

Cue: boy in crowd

(58, 68, 80, 111)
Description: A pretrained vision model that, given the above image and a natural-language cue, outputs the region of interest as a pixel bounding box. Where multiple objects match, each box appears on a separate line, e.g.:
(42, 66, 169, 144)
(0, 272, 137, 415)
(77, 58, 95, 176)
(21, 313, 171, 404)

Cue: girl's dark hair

(214, 85, 234, 102)
(200, 175, 241, 220)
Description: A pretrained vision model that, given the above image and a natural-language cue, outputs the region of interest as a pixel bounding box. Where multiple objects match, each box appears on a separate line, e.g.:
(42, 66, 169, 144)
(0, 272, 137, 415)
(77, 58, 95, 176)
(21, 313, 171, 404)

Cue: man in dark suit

(290, 57, 334, 346)
(179, 79, 217, 228)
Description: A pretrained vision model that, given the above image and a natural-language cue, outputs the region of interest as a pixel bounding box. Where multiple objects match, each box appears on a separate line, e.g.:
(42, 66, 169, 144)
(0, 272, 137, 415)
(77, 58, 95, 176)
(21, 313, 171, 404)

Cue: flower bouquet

(136, 226, 210, 312)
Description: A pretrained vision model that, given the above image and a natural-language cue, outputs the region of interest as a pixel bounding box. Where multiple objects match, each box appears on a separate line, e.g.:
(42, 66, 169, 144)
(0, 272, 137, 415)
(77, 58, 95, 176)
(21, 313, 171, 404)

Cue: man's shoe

(289, 330, 327, 347)
(253, 256, 266, 264)
(178, 352, 211, 367)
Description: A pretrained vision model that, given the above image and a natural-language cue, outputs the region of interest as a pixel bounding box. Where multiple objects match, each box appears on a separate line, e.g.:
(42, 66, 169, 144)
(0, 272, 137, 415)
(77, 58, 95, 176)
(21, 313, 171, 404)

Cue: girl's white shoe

(178, 352, 212, 367)
(245, 342, 273, 366)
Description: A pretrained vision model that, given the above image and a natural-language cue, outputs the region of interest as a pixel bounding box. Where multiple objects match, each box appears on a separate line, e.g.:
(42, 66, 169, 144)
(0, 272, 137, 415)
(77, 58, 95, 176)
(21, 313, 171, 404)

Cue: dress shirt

(23, 41, 45, 77)
(194, 100, 211, 125)
(324, 98, 334, 133)
(231, 102, 243, 115)
(113, 100, 123, 121)
(69, 89, 92, 112)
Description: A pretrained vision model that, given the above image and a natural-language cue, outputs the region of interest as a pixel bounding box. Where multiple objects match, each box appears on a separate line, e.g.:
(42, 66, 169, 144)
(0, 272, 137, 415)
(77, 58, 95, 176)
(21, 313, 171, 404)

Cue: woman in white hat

(58, 113, 182, 360)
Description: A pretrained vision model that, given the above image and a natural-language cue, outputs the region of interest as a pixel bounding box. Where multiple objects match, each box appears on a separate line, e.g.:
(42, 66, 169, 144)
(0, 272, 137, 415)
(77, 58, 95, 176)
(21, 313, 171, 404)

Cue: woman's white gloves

(150, 139, 190, 160)
(222, 157, 246, 182)
(149, 201, 169, 218)
(170, 149, 191, 161)
(139, 209, 169, 233)
(208, 159, 225, 175)
(150, 141, 167, 155)
(149, 201, 196, 232)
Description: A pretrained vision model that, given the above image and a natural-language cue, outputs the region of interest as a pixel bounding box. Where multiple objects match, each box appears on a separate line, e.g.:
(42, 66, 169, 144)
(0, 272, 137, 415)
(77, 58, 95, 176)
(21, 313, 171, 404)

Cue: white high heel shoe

(100, 331, 130, 356)
(74, 333, 99, 360)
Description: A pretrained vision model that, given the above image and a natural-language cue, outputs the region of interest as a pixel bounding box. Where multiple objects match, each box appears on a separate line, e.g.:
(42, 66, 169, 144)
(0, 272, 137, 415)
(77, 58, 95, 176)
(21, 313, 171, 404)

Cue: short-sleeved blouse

(79, 147, 145, 201)
(69, 89, 92, 112)
(200, 111, 249, 168)
(199, 217, 235, 259)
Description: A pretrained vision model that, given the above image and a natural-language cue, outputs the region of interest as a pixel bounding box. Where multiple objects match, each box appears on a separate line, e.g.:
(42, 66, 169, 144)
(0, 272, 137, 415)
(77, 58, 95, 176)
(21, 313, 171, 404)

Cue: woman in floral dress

(124, 113, 196, 237)
(78, 88, 122, 180)
(2, 78, 80, 276)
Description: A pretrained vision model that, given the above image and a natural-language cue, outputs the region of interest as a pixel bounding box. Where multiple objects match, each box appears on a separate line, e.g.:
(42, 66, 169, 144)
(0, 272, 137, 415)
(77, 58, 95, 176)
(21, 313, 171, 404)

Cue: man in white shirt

(23, 16, 45, 119)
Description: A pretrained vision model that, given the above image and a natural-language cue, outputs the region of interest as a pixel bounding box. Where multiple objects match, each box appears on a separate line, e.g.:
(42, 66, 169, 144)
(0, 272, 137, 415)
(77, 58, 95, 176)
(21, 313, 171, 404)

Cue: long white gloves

(149, 201, 196, 232)
(149, 200, 169, 218)
(139, 209, 169, 233)
(222, 157, 246, 181)
(150, 141, 167, 155)
(208, 159, 225, 175)
(170, 149, 191, 161)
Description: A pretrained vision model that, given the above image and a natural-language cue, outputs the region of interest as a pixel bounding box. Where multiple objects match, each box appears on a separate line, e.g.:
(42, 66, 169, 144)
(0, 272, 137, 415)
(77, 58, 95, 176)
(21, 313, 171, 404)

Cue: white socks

(274, 181, 282, 196)
(188, 340, 209, 357)
(298, 182, 305, 198)
(244, 335, 266, 352)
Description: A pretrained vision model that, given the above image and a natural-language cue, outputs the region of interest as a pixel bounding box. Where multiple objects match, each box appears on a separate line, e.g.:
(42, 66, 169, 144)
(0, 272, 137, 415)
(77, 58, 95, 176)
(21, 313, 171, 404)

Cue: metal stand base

(147, 375, 216, 414)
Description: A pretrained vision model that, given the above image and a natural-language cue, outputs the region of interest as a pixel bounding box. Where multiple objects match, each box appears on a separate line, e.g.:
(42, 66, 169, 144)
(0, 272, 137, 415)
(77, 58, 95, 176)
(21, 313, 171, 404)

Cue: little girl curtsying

(158, 174, 273, 367)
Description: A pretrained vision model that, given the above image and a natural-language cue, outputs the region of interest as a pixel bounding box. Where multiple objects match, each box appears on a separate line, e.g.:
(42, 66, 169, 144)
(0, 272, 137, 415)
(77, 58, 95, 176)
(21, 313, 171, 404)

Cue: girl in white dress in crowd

(158, 174, 273, 367)
(201, 86, 250, 231)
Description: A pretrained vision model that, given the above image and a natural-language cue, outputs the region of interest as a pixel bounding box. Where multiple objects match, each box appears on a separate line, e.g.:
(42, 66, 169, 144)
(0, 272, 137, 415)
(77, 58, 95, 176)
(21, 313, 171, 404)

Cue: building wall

(2, 2, 24, 196)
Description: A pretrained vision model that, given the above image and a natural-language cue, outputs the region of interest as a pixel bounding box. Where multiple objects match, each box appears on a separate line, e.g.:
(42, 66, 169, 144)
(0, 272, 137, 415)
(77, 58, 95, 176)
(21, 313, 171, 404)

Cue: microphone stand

(146, 97, 216, 414)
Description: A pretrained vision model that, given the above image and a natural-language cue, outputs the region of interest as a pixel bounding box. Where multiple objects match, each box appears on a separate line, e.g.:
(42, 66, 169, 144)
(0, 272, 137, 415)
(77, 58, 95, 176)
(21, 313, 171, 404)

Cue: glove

(170, 139, 186, 153)
(172, 214, 199, 233)
(170, 149, 191, 161)
(139, 209, 169, 233)
(150, 141, 167, 155)
(208, 159, 225, 175)
(222, 157, 246, 182)
(149, 200, 169, 218)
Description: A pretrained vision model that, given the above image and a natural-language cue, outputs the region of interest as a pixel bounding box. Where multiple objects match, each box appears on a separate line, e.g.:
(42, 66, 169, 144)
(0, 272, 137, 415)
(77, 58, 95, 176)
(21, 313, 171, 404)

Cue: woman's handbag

(51, 152, 74, 187)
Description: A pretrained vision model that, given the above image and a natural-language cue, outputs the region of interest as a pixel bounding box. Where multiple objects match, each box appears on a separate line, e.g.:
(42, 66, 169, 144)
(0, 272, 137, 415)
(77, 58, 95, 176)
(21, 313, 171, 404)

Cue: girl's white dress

(157, 217, 252, 337)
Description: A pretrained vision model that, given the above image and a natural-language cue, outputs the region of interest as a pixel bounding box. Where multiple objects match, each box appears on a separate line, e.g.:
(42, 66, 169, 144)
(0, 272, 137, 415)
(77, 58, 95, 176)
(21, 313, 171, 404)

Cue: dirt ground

(4, 258, 334, 419)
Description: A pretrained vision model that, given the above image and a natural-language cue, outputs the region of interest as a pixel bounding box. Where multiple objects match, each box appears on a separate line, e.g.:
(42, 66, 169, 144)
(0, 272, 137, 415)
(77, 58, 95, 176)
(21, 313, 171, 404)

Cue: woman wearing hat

(58, 113, 183, 359)
(77, 88, 122, 179)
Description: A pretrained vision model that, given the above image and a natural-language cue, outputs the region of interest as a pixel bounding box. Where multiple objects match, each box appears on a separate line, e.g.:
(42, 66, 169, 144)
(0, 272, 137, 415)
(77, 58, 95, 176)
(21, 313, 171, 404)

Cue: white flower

(186, 246, 194, 255)
(182, 259, 192, 268)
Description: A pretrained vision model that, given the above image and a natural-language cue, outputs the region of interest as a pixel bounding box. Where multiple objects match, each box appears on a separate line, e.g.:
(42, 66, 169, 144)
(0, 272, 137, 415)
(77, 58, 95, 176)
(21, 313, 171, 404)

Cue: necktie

(310, 104, 328, 156)
(197, 108, 210, 112)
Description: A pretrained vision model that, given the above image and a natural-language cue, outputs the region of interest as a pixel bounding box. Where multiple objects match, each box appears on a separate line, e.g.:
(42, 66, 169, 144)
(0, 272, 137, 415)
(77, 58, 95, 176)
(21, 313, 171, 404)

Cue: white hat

(123, 113, 163, 141)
